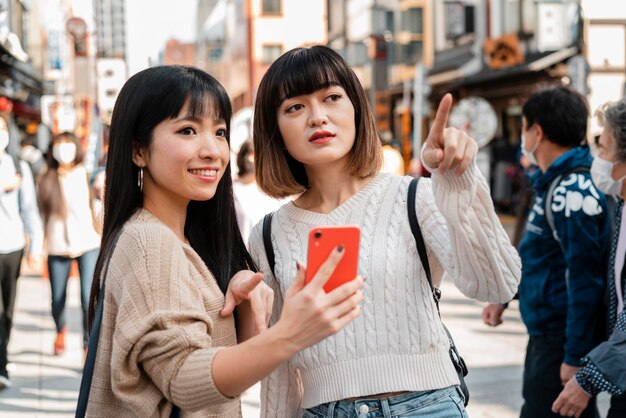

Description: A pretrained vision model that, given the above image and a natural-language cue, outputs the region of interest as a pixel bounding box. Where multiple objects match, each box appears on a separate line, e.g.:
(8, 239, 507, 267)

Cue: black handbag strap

(408, 177, 469, 379)
(76, 232, 120, 417)
(408, 177, 442, 314)
(75, 231, 181, 418)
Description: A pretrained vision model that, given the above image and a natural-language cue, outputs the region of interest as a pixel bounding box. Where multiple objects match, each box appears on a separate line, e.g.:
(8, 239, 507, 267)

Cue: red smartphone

(305, 225, 360, 293)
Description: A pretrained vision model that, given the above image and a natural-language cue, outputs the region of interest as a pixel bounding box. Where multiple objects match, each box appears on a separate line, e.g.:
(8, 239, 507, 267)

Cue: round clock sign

(449, 96, 498, 148)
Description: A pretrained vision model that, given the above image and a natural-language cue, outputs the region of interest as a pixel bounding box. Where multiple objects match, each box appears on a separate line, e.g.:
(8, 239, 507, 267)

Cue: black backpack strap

(408, 177, 441, 313)
(263, 212, 275, 277)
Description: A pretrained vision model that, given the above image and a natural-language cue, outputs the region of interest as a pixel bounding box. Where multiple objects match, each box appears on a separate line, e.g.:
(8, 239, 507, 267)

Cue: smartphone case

(306, 225, 360, 293)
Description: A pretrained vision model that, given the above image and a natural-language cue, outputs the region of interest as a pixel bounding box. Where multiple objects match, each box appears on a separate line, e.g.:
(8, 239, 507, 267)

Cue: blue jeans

(302, 386, 468, 418)
(47, 249, 98, 348)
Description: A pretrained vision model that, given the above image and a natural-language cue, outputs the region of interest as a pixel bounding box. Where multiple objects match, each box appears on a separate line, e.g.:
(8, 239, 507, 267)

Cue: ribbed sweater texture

(86, 209, 242, 417)
(248, 165, 521, 416)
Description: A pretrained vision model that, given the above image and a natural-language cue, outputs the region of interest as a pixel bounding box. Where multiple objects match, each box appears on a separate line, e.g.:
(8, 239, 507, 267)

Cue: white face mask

(591, 156, 626, 196)
(521, 134, 539, 166)
(0, 130, 8, 155)
(52, 142, 77, 165)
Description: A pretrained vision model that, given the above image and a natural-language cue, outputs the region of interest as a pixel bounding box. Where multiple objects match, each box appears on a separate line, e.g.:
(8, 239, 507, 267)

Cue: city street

(0, 236, 611, 417)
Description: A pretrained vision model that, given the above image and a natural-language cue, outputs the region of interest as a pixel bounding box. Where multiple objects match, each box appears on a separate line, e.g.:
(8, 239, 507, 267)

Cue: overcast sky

(125, 0, 198, 76)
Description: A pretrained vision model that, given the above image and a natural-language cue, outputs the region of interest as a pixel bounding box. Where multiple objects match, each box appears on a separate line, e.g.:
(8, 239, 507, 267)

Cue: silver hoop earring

(138, 167, 144, 192)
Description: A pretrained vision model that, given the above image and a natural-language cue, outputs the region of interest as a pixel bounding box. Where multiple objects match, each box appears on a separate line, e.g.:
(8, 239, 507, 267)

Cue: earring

(138, 167, 144, 192)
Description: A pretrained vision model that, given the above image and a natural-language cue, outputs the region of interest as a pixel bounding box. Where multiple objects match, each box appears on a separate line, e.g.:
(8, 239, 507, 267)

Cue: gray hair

(597, 98, 626, 162)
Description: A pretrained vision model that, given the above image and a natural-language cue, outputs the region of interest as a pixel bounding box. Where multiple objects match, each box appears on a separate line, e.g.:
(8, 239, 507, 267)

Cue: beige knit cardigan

(86, 209, 242, 417)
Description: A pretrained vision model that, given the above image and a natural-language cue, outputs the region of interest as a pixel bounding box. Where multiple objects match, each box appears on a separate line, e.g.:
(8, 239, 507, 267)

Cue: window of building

(502, 0, 536, 34)
(588, 25, 625, 69)
(396, 40, 423, 65)
(347, 42, 368, 67)
(262, 0, 281, 15)
(401, 7, 423, 34)
(208, 48, 223, 61)
(262, 44, 282, 64)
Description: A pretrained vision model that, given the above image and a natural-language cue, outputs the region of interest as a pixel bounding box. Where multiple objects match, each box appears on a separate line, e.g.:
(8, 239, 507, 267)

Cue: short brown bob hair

(253, 45, 382, 198)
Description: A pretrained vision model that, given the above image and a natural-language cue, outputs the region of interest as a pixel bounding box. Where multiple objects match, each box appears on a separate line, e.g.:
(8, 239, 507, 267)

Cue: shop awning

(428, 46, 579, 89)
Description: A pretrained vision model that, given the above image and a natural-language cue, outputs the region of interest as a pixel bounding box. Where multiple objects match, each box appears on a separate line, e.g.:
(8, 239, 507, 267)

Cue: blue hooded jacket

(518, 146, 611, 366)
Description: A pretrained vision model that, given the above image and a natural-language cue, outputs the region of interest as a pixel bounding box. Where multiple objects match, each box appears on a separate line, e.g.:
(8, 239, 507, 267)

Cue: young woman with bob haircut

(81, 65, 363, 417)
(250, 45, 521, 417)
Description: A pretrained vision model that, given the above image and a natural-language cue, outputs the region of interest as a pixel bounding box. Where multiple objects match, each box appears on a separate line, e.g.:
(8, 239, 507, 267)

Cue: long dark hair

(88, 65, 256, 327)
(37, 132, 85, 225)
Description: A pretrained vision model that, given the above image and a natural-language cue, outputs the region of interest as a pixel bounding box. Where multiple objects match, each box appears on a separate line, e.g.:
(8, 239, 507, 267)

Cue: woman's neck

(142, 195, 189, 244)
(295, 165, 374, 213)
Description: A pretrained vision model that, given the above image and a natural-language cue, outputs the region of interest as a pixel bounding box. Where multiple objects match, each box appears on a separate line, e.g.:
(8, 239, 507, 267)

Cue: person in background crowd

(482, 87, 611, 418)
(37, 132, 101, 356)
(380, 130, 405, 176)
(552, 98, 626, 418)
(19, 133, 45, 179)
(90, 167, 105, 232)
(250, 45, 520, 417)
(81, 65, 362, 416)
(233, 139, 288, 244)
(0, 117, 43, 389)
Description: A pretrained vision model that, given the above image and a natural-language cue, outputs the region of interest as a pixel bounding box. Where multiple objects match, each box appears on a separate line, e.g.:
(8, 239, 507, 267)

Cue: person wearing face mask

(482, 87, 611, 418)
(552, 98, 626, 418)
(0, 117, 42, 389)
(37, 132, 100, 357)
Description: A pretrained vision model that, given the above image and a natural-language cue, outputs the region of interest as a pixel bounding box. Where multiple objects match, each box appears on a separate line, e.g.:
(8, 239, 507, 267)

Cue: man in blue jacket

(552, 98, 626, 418)
(483, 87, 611, 418)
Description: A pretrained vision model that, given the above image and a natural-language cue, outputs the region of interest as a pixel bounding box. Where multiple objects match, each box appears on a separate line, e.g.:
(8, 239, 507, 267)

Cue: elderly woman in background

(552, 98, 626, 418)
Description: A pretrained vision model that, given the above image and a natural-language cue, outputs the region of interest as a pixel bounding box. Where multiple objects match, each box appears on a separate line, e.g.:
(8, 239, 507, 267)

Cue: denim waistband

(304, 385, 465, 417)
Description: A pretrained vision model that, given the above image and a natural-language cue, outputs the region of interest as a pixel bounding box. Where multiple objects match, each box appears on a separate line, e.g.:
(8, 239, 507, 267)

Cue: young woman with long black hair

(83, 65, 363, 417)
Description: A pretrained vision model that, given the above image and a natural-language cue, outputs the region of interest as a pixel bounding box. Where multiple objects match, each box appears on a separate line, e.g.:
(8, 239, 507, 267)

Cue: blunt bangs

(272, 47, 353, 109)
(136, 66, 233, 143)
(184, 74, 233, 139)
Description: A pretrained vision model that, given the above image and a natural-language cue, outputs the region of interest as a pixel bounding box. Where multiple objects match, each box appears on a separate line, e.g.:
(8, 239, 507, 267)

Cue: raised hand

(422, 93, 478, 176)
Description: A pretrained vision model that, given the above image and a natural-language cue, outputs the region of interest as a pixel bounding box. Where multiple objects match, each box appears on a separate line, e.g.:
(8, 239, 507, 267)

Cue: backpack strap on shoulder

(262, 212, 275, 277)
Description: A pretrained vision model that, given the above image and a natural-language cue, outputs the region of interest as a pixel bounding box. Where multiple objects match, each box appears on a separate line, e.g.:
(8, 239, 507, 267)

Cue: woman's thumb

(220, 290, 237, 317)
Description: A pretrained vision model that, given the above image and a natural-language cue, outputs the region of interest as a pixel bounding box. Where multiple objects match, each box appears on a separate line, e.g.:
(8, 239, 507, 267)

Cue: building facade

(197, 0, 326, 112)
(94, 0, 126, 59)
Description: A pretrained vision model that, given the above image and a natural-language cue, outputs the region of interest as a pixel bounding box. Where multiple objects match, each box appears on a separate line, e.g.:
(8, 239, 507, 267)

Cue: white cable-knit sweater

(248, 165, 521, 416)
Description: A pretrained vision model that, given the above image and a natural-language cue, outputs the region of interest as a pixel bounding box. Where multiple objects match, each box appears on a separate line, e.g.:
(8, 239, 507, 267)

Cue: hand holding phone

(306, 225, 360, 293)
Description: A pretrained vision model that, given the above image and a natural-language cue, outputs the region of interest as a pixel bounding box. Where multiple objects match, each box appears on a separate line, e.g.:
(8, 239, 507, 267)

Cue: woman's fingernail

(296, 261, 301, 271)
(337, 245, 344, 253)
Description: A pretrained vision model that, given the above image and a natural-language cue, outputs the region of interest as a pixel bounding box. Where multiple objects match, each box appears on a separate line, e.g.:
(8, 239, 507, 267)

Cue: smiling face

(277, 85, 356, 169)
(133, 101, 231, 208)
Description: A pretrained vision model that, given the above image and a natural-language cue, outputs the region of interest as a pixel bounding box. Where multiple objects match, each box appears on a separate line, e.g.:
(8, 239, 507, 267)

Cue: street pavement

(0, 255, 611, 417)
